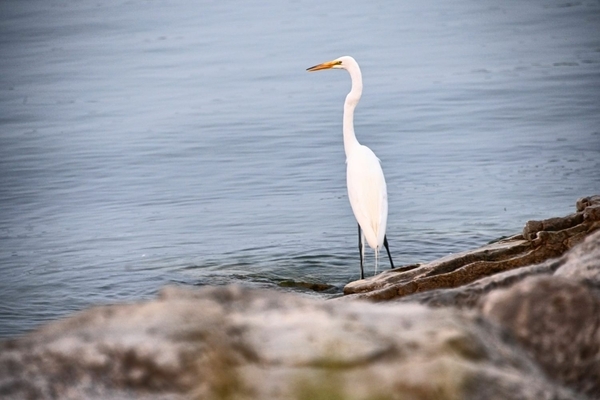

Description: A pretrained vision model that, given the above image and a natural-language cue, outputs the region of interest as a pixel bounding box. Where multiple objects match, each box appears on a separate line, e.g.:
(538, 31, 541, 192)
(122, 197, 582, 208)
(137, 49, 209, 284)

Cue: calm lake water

(1, 0, 599, 337)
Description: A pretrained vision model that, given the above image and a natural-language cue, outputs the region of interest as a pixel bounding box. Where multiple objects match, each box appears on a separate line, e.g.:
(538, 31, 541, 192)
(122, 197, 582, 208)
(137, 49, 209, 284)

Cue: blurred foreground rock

(480, 229, 600, 398)
(0, 285, 581, 400)
(1, 195, 599, 400)
(482, 275, 600, 398)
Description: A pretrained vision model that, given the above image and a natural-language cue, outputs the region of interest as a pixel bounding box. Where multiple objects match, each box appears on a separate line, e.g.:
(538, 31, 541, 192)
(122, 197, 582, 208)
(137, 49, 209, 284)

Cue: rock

(478, 229, 600, 398)
(388, 256, 563, 308)
(390, 229, 600, 309)
(522, 214, 584, 241)
(0, 285, 581, 400)
(277, 279, 336, 292)
(577, 195, 600, 212)
(343, 195, 600, 302)
(481, 275, 600, 398)
(554, 228, 600, 285)
(338, 197, 600, 399)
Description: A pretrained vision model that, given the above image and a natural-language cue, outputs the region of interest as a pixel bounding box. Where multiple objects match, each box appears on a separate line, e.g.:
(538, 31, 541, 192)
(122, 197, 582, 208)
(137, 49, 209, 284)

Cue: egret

(307, 56, 395, 279)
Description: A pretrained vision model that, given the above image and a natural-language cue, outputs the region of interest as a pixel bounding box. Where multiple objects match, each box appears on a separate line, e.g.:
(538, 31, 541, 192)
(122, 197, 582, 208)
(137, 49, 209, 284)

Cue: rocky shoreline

(343, 195, 600, 303)
(1, 195, 599, 400)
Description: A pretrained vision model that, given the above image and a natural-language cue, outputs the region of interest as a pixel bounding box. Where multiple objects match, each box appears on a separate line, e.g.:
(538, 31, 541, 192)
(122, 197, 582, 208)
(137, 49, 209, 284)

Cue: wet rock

(343, 195, 600, 302)
(277, 279, 335, 292)
(0, 285, 580, 400)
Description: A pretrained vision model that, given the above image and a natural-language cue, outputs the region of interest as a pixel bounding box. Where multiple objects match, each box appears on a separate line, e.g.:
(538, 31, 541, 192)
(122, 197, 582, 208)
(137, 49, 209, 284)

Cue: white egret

(307, 56, 394, 279)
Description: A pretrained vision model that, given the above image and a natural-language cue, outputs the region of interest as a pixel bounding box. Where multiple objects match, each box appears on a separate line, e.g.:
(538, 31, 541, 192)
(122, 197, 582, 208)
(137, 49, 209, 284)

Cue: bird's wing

(346, 145, 388, 250)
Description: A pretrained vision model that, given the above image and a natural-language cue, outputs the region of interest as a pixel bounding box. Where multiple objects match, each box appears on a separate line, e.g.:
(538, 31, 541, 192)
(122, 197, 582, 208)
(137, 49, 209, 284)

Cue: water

(1, 0, 599, 338)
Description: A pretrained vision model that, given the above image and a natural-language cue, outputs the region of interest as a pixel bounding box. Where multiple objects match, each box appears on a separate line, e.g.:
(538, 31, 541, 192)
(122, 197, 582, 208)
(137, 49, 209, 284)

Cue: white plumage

(307, 56, 394, 279)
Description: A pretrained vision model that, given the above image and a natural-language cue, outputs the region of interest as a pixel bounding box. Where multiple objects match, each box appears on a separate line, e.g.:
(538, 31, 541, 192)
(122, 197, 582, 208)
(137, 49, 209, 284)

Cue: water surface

(1, 0, 599, 337)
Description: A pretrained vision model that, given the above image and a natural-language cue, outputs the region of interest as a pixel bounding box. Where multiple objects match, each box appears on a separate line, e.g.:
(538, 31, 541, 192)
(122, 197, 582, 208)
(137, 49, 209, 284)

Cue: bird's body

(307, 56, 394, 279)
(346, 144, 387, 250)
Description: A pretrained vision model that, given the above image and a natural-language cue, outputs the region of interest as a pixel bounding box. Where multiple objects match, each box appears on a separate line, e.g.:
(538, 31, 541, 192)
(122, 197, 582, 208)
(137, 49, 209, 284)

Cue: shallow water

(0, 0, 599, 337)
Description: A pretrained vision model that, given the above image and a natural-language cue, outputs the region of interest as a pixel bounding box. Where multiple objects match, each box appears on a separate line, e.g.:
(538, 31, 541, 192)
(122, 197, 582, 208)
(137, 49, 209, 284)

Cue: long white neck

(342, 60, 363, 158)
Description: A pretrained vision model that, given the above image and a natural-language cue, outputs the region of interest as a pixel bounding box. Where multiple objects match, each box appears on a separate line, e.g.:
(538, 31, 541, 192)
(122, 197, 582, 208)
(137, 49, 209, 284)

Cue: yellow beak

(306, 60, 341, 72)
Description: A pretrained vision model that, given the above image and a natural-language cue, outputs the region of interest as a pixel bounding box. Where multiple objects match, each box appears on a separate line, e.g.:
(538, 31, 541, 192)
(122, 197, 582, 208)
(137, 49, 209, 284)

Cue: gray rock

(554, 228, 600, 285)
(478, 229, 600, 398)
(0, 285, 581, 400)
(481, 275, 600, 398)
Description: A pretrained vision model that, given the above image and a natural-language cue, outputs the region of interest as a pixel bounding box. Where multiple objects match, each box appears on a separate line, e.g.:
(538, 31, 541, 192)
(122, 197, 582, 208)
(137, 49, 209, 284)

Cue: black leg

(358, 224, 364, 279)
(383, 235, 394, 269)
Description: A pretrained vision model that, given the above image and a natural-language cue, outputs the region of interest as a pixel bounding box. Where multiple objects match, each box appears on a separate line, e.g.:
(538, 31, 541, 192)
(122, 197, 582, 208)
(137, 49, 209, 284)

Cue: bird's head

(306, 56, 356, 72)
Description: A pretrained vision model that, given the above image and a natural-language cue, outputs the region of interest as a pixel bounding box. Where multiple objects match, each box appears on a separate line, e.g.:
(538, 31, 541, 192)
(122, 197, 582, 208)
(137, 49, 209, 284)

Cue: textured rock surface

(0, 285, 580, 400)
(479, 228, 600, 399)
(343, 195, 600, 302)
(482, 275, 600, 398)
